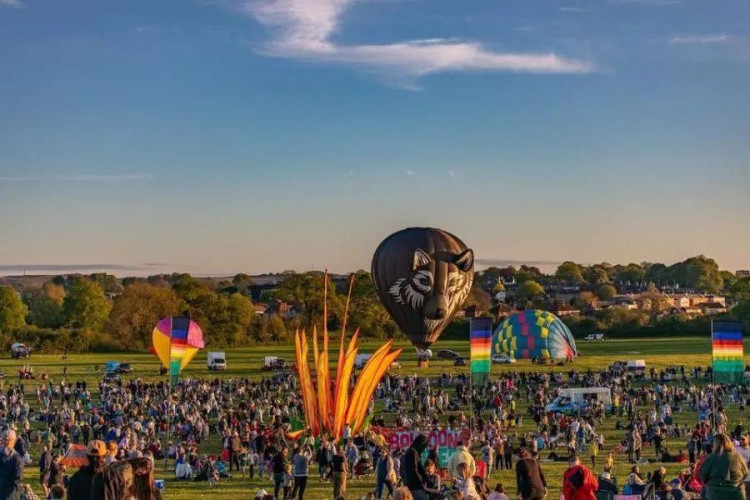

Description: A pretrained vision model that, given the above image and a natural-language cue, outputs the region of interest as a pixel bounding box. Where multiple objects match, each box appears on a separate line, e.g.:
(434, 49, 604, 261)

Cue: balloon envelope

(493, 310, 577, 360)
(152, 317, 204, 376)
(372, 227, 474, 351)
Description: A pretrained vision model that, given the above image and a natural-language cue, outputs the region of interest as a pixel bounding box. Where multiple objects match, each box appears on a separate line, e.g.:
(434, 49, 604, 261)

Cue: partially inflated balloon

(493, 310, 577, 360)
(372, 227, 474, 355)
(152, 317, 204, 383)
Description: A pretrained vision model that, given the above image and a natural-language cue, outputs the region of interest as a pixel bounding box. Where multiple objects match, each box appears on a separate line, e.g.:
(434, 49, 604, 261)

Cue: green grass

(0, 336, 738, 499)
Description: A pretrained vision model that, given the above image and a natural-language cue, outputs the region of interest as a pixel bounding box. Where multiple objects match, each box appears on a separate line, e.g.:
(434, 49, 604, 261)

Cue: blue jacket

(0, 448, 24, 500)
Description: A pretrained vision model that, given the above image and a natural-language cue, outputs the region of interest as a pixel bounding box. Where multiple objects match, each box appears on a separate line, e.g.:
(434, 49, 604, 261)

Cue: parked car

(262, 356, 288, 371)
(491, 354, 516, 364)
(10, 343, 31, 359)
(117, 363, 132, 374)
(584, 333, 605, 341)
(437, 349, 460, 360)
(453, 357, 466, 366)
(103, 371, 120, 383)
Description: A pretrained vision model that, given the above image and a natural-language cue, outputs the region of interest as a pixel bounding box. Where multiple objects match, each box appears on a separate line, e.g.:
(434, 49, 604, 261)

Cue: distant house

(550, 303, 580, 317)
(254, 303, 269, 316)
(262, 300, 298, 320)
(701, 302, 727, 315)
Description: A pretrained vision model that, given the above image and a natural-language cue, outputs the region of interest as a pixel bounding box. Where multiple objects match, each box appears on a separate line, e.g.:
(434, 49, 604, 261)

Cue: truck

(208, 352, 227, 371)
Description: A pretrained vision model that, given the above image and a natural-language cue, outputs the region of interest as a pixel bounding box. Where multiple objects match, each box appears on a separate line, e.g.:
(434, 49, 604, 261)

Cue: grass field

(0, 336, 739, 499)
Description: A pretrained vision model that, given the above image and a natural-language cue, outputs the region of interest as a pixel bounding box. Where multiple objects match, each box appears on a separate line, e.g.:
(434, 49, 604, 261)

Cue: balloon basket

(418, 359, 429, 368)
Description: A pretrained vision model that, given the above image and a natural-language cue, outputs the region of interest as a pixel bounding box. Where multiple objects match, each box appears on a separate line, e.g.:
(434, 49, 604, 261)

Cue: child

(247, 449, 258, 479)
(488, 483, 509, 500)
(283, 464, 294, 499)
(423, 459, 442, 500)
(591, 439, 599, 468)
(455, 463, 480, 500)
(208, 457, 219, 488)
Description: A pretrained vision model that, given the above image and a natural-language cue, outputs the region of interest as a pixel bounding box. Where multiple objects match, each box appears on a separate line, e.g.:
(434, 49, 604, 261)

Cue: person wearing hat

(67, 440, 107, 500)
(0, 429, 24, 500)
(597, 470, 618, 495)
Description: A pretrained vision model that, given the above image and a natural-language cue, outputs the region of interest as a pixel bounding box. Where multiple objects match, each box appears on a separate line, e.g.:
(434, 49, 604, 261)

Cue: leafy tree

(0, 286, 27, 332)
(682, 255, 723, 293)
(644, 263, 669, 285)
(515, 281, 545, 303)
(614, 263, 645, 284)
(584, 266, 611, 286)
(107, 283, 182, 348)
(595, 284, 617, 301)
(515, 267, 541, 284)
(720, 271, 737, 291)
(575, 291, 596, 308)
(730, 277, 750, 301)
(232, 273, 254, 294)
(26, 282, 66, 328)
(555, 261, 584, 284)
(62, 280, 111, 330)
(210, 293, 255, 345)
(88, 273, 123, 296)
(272, 271, 330, 326)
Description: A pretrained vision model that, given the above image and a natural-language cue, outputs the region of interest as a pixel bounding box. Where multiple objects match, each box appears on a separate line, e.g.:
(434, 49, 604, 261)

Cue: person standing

(68, 440, 107, 500)
(272, 446, 289, 500)
(0, 429, 24, 500)
(699, 433, 748, 500)
(375, 447, 396, 500)
(515, 449, 547, 500)
(403, 435, 429, 500)
(331, 445, 348, 498)
(291, 445, 312, 500)
(230, 431, 243, 472)
(39, 444, 53, 498)
(448, 440, 476, 480)
(561, 455, 598, 500)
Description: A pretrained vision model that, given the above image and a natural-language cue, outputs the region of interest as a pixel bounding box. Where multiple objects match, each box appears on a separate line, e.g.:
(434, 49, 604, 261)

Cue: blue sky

(1, 0, 749, 276)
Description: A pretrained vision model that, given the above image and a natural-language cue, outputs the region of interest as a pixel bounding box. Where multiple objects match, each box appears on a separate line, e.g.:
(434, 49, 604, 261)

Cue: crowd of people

(1, 360, 750, 499)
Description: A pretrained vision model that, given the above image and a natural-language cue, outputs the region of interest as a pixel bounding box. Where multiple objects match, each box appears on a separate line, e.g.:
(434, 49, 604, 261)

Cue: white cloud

(239, 0, 592, 88)
(560, 6, 587, 13)
(670, 34, 730, 45)
(405, 170, 415, 176)
(0, 173, 155, 182)
(0, 0, 22, 7)
(448, 169, 456, 178)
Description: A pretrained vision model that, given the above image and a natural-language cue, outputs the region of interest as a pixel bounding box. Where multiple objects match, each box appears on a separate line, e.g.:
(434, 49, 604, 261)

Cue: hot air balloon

(152, 316, 204, 386)
(372, 227, 474, 365)
(493, 310, 577, 361)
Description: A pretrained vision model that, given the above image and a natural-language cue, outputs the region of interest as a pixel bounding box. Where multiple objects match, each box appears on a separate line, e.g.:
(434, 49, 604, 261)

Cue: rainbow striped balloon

(152, 317, 204, 385)
(712, 321, 744, 384)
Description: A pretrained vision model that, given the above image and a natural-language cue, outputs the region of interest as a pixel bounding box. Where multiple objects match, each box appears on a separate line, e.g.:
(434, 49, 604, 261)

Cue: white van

(208, 352, 226, 371)
(545, 387, 612, 414)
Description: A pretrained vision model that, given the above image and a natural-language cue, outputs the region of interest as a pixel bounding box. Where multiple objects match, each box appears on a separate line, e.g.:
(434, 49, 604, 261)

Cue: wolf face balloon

(372, 227, 474, 354)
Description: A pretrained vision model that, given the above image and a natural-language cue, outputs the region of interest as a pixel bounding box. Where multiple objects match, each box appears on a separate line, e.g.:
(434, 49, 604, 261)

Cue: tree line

(0, 254, 748, 353)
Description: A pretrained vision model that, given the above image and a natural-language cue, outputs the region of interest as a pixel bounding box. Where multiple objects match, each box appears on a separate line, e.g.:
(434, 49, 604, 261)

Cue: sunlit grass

(0, 336, 737, 499)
